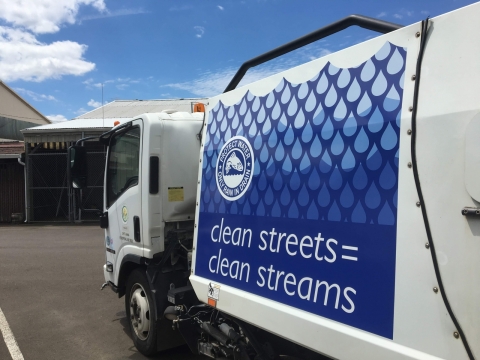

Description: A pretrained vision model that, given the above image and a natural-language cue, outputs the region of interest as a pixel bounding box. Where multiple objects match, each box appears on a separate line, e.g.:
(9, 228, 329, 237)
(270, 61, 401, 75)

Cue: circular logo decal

(121, 206, 128, 223)
(216, 136, 254, 201)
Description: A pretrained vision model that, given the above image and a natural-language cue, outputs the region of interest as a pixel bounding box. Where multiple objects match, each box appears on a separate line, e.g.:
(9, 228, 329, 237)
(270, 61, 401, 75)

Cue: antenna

(102, 83, 105, 128)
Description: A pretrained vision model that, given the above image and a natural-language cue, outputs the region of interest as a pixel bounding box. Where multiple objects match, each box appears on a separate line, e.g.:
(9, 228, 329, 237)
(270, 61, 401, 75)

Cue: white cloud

(421, 10, 429, 15)
(87, 99, 101, 107)
(217, 5, 224, 10)
(83, 78, 102, 88)
(79, 8, 147, 22)
(306, 49, 331, 61)
(14, 87, 57, 101)
(0, 0, 106, 82)
(75, 107, 88, 115)
(392, 9, 414, 20)
(166, 68, 235, 96)
(377, 12, 387, 18)
(194, 26, 205, 38)
(0, 26, 95, 82)
(83, 77, 142, 90)
(0, 0, 106, 34)
(165, 44, 332, 97)
(47, 114, 68, 122)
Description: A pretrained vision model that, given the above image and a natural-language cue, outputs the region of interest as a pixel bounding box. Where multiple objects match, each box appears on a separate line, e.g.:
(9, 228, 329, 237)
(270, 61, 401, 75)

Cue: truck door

(104, 121, 143, 283)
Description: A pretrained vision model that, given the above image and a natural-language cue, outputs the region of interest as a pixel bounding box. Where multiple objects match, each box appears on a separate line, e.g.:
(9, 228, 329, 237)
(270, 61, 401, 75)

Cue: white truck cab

(91, 111, 204, 354)
(101, 112, 203, 279)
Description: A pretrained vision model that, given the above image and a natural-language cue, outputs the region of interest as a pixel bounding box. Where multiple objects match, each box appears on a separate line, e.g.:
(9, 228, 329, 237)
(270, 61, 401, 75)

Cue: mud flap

(146, 265, 189, 351)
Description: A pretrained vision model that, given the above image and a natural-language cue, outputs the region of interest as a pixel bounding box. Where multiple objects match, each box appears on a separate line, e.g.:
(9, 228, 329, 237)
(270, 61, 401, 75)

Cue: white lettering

(284, 273, 296, 296)
(240, 262, 250, 282)
(267, 265, 275, 290)
(269, 228, 278, 253)
(276, 233, 286, 253)
(229, 260, 239, 279)
(216, 248, 222, 274)
(257, 266, 266, 287)
(222, 226, 231, 244)
(325, 239, 337, 263)
(342, 287, 356, 313)
(300, 236, 313, 259)
(259, 231, 268, 251)
(208, 253, 217, 273)
(210, 218, 222, 242)
(314, 233, 324, 260)
(314, 281, 341, 309)
(274, 271, 285, 291)
(220, 258, 229, 276)
(231, 228, 242, 246)
(242, 229, 252, 248)
(298, 277, 313, 301)
(285, 234, 298, 256)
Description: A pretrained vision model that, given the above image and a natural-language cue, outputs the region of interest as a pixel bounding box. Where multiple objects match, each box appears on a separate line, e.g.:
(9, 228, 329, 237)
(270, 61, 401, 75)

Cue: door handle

(100, 211, 109, 229)
(134, 216, 141, 242)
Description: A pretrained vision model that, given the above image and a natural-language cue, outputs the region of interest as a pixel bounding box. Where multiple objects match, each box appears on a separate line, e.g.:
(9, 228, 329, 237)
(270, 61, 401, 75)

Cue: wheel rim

(129, 283, 151, 341)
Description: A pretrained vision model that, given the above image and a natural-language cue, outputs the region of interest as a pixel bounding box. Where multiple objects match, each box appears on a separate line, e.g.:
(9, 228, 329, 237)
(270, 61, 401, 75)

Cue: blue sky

(0, 0, 477, 122)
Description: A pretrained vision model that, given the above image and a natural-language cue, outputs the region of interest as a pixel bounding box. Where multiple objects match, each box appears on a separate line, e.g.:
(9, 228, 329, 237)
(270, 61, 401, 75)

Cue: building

(21, 98, 207, 223)
(0, 80, 50, 140)
(0, 81, 50, 222)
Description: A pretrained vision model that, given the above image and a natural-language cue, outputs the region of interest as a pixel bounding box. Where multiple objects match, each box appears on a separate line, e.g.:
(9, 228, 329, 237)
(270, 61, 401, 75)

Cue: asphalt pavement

(0, 224, 203, 360)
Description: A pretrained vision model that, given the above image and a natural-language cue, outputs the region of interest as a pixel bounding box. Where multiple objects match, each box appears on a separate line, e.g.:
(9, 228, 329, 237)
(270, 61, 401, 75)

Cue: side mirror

(68, 145, 87, 189)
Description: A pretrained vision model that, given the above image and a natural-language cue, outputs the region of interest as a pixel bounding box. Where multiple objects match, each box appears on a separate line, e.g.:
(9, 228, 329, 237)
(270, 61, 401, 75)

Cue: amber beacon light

(193, 103, 205, 113)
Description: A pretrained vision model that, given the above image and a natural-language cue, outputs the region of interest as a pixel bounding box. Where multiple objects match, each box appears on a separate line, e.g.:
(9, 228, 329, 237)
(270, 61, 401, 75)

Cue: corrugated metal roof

(0, 141, 23, 157)
(21, 118, 126, 132)
(21, 99, 208, 145)
(76, 98, 207, 119)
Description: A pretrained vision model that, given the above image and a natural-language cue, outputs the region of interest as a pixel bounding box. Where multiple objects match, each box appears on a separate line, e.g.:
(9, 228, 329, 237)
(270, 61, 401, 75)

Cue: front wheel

(125, 269, 158, 356)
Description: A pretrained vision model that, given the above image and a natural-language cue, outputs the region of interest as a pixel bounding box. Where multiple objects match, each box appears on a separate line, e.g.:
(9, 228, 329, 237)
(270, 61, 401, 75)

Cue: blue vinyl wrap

(196, 42, 406, 338)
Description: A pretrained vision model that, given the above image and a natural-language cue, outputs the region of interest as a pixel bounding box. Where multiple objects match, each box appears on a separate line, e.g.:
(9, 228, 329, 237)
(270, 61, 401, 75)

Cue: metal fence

(73, 148, 106, 221)
(26, 141, 106, 223)
(28, 149, 69, 222)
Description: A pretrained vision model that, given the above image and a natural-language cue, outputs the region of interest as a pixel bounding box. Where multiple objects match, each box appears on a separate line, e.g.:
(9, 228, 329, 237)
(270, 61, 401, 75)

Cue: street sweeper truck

(69, 3, 480, 359)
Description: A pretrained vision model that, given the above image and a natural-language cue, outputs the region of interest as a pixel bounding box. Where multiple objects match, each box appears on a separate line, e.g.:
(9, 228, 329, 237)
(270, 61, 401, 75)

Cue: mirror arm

(99, 122, 132, 145)
(73, 121, 132, 147)
(75, 135, 99, 146)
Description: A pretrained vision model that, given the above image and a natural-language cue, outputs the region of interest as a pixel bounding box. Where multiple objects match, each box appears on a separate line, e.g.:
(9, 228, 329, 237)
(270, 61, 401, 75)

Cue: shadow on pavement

(117, 311, 198, 360)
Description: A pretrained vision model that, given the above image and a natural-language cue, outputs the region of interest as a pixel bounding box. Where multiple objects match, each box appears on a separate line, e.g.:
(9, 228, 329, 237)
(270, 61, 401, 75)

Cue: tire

(125, 269, 158, 356)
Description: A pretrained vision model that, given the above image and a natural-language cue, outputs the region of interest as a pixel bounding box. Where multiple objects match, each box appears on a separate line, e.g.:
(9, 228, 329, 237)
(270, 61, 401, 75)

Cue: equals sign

(341, 245, 358, 261)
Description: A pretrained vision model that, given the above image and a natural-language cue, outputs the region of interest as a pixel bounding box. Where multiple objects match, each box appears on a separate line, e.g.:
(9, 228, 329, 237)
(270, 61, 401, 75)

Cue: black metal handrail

(224, 14, 403, 93)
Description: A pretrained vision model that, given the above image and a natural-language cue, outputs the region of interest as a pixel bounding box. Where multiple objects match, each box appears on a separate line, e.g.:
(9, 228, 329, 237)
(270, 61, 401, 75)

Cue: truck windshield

(106, 126, 140, 208)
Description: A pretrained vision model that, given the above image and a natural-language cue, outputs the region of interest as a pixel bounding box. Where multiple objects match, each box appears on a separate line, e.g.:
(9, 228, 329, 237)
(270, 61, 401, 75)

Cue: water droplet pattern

(201, 43, 405, 226)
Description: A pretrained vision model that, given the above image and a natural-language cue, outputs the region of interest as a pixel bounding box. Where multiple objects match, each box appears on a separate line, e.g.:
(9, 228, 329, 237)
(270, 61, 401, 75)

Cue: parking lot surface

(0, 224, 203, 360)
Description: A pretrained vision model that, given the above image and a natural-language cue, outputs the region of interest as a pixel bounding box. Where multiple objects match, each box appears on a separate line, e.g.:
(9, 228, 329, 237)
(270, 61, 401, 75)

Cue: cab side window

(106, 127, 140, 208)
